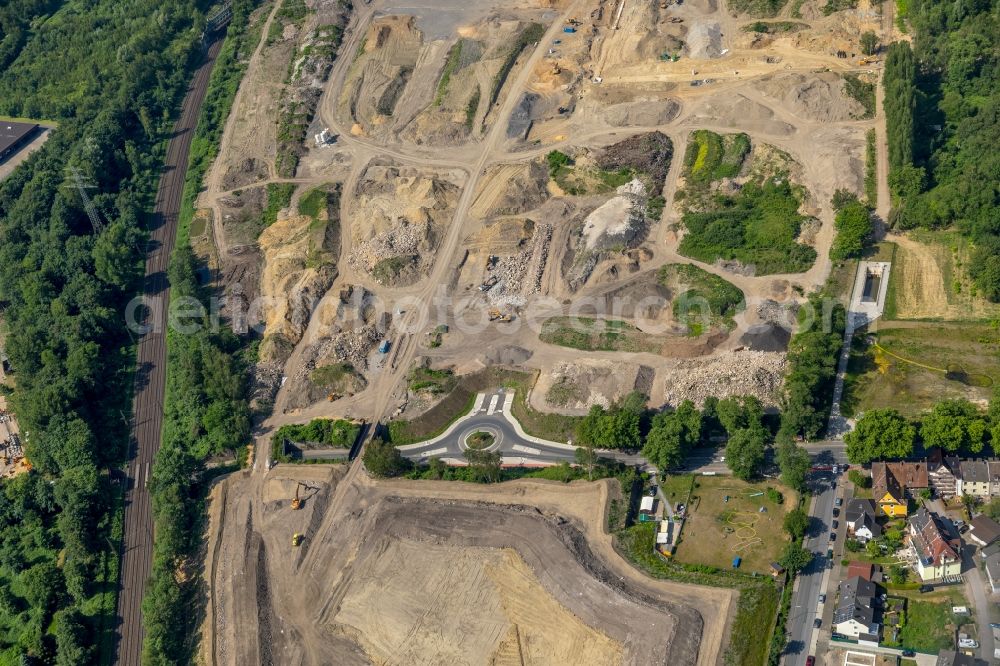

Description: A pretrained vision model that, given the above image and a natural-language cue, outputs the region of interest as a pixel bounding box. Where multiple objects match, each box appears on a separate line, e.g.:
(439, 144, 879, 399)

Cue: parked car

(818, 593, 826, 603)
(829, 532, 837, 541)
(813, 617, 822, 628)
(832, 520, 839, 529)
(835, 497, 843, 507)
(806, 656, 815, 666)
(902, 650, 915, 657)
(919, 584, 933, 593)
(832, 507, 840, 518)
(648, 486, 657, 497)
(827, 549, 833, 559)
(991, 623, 1000, 629)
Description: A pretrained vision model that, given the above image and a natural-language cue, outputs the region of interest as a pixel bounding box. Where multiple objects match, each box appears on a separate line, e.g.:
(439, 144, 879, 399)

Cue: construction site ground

(200, 466, 732, 666)
(192, 0, 907, 661)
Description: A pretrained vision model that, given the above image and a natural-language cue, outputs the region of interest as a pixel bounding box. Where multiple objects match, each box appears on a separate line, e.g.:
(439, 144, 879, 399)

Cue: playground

(672, 477, 797, 575)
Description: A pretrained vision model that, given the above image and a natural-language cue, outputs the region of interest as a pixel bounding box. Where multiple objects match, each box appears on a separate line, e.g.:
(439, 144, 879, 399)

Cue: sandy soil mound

(686, 21, 722, 59)
(603, 98, 681, 127)
(536, 359, 648, 412)
(689, 94, 796, 136)
(335, 539, 624, 665)
(484, 345, 532, 366)
(348, 164, 462, 285)
(470, 161, 549, 219)
(257, 188, 341, 363)
(756, 72, 866, 122)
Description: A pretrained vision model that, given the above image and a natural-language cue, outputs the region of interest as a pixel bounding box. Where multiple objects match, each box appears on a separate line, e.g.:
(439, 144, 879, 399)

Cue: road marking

(421, 447, 447, 458)
(512, 444, 540, 455)
(473, 393, 486, 412)
(487, 394, 499, 415)
(502, 392, 514, 413)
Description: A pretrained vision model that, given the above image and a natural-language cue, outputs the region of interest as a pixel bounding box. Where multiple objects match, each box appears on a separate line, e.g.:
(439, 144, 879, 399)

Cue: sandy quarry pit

(201, 468, 732, 666)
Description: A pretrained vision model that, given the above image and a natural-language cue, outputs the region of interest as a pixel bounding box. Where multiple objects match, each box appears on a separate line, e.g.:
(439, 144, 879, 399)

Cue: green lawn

(674, 477, 796, 574)
(842, 323, 1000, 417)
(899, 599, 963, 653)
(660, 473, 695, 504)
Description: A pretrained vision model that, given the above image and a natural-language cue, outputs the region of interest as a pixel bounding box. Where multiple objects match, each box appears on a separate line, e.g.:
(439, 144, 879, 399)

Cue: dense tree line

(0, 0, 238, 661)
(779, 298, 846, 440)
(830, 191, 873, 260)
(140, 4, 261, 663)
(884, 0, 1000, 299)
(0, 0, 62, 72)
(846, 395, 1000, 463)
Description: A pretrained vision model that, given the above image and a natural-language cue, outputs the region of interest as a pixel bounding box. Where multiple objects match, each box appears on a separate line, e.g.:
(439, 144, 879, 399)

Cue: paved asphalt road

(784, 471, 838, 666)
(112, 36, 224, 666)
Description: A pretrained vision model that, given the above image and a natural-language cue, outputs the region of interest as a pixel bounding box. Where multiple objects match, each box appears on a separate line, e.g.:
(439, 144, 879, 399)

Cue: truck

(378, 340, 391, 354)
(563, 26, 576, 33)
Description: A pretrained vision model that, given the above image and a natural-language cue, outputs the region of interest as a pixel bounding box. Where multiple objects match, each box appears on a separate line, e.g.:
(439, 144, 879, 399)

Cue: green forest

(884, 0, 1000, 299)
(0, 0, 255, 663)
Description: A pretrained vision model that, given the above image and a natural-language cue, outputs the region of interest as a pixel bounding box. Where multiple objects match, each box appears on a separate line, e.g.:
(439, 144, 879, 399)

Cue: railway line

(112, 36, 225, 666)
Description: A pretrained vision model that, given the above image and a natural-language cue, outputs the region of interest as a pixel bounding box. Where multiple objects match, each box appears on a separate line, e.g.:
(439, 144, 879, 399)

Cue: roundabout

(459, 425, 503, 452)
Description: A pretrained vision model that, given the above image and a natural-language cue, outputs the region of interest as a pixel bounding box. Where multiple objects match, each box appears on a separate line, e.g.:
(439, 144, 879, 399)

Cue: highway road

(112, 36, 224, 666)
(784, 470, 839, 666)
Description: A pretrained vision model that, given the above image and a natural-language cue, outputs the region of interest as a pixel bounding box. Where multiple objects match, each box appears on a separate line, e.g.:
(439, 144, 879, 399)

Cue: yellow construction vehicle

(488, 309, 514, 323)
(292, 533, 304, 547)
(291, 482, 307, 510)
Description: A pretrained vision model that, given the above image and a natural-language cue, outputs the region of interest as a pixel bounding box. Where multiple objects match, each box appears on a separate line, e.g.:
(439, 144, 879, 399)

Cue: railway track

(112, 36, 225, 666)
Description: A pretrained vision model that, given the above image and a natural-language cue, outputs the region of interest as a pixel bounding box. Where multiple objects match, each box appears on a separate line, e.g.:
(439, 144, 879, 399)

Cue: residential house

(936, 650, 988, 666)
(833, 576, 880, 639)
(985, 551, 1000, 594)
(957, 460, 991, 499)
(969, 514, 1000, 548)
(928, 449, 961, 499)
(845, 498, 882, 542)
(989, 460, 1000, 496)
(846, 561, 882, 583)
(908, 507, 963, 581)
(872, 461, 928, 517)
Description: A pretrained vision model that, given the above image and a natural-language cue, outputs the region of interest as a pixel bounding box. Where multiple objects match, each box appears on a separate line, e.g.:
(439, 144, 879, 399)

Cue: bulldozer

(292, 533, 304, 547)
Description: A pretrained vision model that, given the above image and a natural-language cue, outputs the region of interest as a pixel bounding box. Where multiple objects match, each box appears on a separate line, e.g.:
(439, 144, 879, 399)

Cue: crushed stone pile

(582, 179, 647, 251)
(349, 221, 427, 272)
(662, 351, 787, 407)
(686, 21, 722, 60)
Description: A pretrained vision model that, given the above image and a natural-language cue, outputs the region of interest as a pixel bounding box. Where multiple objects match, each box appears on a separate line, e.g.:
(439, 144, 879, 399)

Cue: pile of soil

(596, 131, 674, 187)
(603, 99, 681, 127)
(756, 72, 866, 123)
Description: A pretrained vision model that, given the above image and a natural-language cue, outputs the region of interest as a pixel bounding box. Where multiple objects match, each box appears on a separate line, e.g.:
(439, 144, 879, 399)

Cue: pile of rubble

(482, 223, 552, 307)
(661, 350, 787, 407)
(756, 299, 799, 328)
(295, 324, 382, 380)
(349, 221, 427, 274)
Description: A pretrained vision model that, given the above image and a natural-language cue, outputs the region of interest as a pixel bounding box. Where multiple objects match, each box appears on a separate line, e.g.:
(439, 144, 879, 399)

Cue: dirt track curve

(112, 35, 224, 666)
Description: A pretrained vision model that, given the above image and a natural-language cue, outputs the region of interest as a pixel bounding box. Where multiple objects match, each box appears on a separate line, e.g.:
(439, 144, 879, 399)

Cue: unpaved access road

(201, 469, 733, 666)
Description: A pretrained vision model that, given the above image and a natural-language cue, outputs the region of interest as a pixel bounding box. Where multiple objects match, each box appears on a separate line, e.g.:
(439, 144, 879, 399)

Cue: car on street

(818, 593, 826, 603)
(835, 497, 843, 507)
(829, 532, 837, 541)
(832, 507, 840, 517)
(813, 617, 822, 628)
(806, 656, 815, 666)
(832, 520, 838, 529)
(991, 623, 1000, 629)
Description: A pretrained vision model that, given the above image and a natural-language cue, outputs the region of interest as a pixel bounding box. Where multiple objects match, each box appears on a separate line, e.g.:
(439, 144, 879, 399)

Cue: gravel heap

(662, 350, 787, 407)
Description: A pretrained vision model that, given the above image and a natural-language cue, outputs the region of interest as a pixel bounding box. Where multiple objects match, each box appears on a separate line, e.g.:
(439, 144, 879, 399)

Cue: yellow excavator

(292, 533, 304, 547)
(290, 482, 309, 510)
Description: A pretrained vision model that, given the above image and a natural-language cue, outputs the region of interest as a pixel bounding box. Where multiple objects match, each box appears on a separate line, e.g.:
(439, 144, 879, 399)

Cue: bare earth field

(201, 468, 732, 666)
